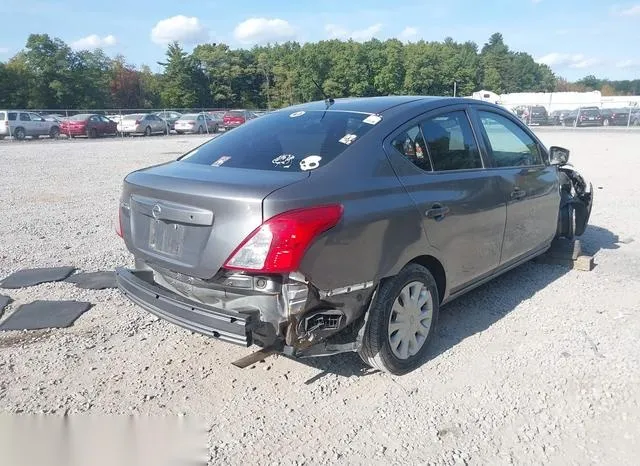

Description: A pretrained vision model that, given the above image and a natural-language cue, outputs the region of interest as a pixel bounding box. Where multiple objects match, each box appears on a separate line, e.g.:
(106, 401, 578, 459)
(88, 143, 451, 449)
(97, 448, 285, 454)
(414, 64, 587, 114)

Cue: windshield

(179, 114, 199, 119)
(69, 114, 91, 121)
(179, 110, 379, 172)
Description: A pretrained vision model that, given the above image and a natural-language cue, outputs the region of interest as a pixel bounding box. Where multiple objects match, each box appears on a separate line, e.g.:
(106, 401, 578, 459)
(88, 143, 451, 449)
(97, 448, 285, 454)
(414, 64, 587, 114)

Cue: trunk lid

(121, 161, 309, 279)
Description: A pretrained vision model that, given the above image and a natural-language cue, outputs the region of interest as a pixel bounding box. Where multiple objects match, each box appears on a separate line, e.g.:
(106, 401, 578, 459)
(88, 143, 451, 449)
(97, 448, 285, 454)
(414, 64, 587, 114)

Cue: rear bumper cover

(115, 267, 256, 346)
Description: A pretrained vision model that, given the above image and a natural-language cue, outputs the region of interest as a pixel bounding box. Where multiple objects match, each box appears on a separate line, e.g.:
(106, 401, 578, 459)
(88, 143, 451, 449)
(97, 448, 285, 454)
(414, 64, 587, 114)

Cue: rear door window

(420, 111, 483, 171)
(390, 125, 432, 172)
(180, 110, 379, 172)
(477, 111, 543, 167)
(20, 113, 31, 121)
(8, 112, 17, 121)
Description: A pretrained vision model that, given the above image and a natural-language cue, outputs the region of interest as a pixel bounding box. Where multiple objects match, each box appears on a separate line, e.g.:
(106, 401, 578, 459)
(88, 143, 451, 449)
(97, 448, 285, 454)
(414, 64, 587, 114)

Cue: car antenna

(310, 76, 335, 109)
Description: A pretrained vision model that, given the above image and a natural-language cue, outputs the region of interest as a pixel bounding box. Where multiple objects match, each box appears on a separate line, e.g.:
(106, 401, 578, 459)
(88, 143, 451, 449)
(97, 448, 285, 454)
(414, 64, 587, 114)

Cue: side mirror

(549, 146, 570, 165)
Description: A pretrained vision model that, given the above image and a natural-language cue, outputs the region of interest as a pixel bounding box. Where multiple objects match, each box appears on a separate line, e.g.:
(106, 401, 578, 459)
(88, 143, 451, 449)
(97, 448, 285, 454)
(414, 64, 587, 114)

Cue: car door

(29, 113, 48, 135)
(471, 106, 560, 266)
(384, 106, 507, 293)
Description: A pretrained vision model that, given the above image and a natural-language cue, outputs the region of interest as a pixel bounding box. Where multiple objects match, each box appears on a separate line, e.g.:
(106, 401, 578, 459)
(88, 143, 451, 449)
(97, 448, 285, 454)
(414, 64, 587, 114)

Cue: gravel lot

(1, 130, 639, 465)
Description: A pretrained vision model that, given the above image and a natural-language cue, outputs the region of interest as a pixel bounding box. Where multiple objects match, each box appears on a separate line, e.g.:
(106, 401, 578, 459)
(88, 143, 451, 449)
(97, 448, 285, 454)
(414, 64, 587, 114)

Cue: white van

(0, 110, 61, 140)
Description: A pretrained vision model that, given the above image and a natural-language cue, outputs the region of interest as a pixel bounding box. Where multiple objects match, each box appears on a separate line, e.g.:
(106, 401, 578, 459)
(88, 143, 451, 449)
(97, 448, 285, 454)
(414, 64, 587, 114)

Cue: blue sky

(1, 0, 639, 81)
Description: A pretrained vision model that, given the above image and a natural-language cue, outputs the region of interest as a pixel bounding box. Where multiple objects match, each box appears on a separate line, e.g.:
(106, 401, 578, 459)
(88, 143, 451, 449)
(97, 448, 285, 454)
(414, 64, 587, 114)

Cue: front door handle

(510, 188, 527, 200)
(425, 204, 450, 221)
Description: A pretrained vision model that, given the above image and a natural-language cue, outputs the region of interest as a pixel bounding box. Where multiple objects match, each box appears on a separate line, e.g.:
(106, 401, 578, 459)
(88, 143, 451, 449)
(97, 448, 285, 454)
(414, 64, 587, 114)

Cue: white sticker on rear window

(212, 156, 231, 167)
(339, 133, 357, 145)
(272, 154, 295, 167)
(363, 114, 382, 125)
(300, 155, 322, 171)
(289, 111, 305, 118)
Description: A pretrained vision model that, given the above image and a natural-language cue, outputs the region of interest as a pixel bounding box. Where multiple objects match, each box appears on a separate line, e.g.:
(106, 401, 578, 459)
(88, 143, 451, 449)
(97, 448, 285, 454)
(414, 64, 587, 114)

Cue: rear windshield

(8, 112, 17, 121)
(123, 114, 143, 120)
(0, 112, 4, 121)
(581, 109, 599, 116)
(179, 110, 380, 172)
(179, 114, 199, 119)
(225, 111, 245, 117)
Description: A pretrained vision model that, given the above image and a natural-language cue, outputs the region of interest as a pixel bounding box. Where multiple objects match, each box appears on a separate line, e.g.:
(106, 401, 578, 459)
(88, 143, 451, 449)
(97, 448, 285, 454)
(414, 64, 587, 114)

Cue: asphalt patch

(0, 295, 12, 318)
(0, 266, 76, 289)
(0, 300, 92, 331)
(66, 271, 117, 290)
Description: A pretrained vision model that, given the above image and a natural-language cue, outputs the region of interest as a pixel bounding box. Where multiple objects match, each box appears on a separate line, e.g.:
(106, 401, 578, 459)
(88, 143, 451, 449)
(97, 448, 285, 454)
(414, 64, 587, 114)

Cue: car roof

(281, 96, 465, 115)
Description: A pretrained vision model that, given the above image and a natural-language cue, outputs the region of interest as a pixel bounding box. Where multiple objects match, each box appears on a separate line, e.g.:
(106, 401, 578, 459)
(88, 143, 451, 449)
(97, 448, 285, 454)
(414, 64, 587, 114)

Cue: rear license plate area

(149, 219, 185, 257)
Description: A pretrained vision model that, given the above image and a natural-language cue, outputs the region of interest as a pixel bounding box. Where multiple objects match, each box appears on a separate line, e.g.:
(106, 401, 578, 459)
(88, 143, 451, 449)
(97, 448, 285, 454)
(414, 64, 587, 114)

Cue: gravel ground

(1, 130, 639, 465)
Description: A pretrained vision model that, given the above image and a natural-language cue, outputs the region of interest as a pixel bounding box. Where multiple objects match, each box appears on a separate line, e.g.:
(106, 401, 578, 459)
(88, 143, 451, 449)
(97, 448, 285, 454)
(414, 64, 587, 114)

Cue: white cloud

(324, 23, 383, 42)
(325, 24, 349, 39)
(532, 0, 543, 3)
(70, 34, 117, 51)
(151, 15, 209, 45)
(615, 4, 640, 16)
(535, 52, 601, 69)
(0, 46, 9, 54)
(233, 18, 295, 44)
(616, 59, 638, 68)
(399, 26, 418, 42)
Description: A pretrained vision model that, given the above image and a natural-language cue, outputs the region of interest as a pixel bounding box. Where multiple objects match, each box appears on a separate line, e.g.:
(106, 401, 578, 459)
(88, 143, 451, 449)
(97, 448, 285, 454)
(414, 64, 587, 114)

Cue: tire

(213, 124, 219, 133)
(144, 126, 151, 137)
(358, 263, 439, 375)
(14, 127, 26, 140)
(603, 119, 610, 126)
(49, 126, 60, 139)
(88, 127, 98, 138)
(197, 125, 204, 134)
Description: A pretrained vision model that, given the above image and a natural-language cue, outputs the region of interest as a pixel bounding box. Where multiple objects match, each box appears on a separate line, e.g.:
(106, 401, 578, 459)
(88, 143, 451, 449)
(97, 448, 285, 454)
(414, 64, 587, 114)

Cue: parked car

(600, 108, 630, 126)
(0, 110, 60, 140)
(154, 111, 182, 131)
(631, 109, 640, 126)
(548, 110, 571, 126)
(562, 107, 603, 127)
(174, 113, 219, 134)
(44, 114, 67, 123)
(117, 113, 168, 136)
(114, 96, 593, 375)
(526, 105, 549, 125)
(59, 113, 118, 138)
(222, 109, 257, 131)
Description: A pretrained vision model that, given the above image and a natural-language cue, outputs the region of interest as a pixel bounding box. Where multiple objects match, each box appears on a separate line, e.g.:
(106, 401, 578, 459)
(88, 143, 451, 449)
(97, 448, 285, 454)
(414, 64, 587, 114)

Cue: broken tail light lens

(224, 205, 344, 274)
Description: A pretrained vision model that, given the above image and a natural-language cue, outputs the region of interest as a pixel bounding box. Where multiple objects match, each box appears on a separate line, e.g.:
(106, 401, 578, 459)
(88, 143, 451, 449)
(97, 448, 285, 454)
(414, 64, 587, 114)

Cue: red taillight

(223, 205, 344, 273)
(135, 119, 140, 125)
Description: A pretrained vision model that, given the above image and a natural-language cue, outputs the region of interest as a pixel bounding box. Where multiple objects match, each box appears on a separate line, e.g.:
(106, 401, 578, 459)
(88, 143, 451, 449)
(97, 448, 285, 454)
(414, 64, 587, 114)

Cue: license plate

(149, 219, 185, 256)
(589, 117, 594, 120)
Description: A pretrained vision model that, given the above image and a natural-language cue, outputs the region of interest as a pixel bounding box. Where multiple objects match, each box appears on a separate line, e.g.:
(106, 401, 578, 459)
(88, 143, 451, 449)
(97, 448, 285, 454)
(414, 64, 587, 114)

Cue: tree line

(0, 32, 637, 111)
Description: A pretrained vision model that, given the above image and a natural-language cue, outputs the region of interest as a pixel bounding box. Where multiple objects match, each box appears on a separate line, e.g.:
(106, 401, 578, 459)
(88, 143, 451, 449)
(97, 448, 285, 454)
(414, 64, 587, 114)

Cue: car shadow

(294, 224, 621, 382)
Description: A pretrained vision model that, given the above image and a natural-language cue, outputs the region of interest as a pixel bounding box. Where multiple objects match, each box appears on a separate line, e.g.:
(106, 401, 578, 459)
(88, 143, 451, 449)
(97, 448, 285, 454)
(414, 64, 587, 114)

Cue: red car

(222, 109, 257, 131)
(60, 113, 118, 138)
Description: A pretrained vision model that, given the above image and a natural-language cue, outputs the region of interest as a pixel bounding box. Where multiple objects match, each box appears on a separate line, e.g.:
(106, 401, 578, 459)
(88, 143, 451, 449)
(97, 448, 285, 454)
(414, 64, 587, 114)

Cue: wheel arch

(407, 255, 446, 304)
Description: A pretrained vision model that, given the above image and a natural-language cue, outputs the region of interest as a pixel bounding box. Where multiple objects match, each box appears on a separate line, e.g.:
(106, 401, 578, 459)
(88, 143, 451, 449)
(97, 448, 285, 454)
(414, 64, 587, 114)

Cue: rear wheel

(49, 126, 60, 139)
(144, 126, 152, 137)
(14, 127, 26, 140)
(197, 125, 204, 134)
(603, 118, 610, 126)
(358, 264, 439, 375)
(88, 127, 98, 138)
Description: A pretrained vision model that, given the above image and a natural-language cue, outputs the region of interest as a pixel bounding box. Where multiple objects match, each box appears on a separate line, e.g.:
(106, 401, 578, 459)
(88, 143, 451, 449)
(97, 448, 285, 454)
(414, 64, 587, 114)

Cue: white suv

(0, 110, 61, 140)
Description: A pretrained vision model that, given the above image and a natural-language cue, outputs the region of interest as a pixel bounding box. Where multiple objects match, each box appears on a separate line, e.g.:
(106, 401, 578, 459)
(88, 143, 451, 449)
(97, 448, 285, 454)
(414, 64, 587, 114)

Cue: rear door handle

(425, 204, 450, 221)
(510, 188, 527, 200)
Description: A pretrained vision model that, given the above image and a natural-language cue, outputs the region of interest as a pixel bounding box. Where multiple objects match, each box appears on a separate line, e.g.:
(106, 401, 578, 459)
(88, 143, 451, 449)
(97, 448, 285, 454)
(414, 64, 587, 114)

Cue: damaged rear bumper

(115, 267, 257, 346)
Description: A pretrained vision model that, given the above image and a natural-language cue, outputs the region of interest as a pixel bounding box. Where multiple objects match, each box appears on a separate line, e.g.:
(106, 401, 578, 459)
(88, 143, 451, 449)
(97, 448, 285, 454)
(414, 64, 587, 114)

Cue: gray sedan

(115, 96, 593, 375)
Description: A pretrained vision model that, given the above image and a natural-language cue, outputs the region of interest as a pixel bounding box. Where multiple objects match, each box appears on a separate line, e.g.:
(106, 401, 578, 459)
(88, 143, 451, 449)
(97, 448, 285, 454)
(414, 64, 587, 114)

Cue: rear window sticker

(339, 134, 357, 145)
(363, 114, 382, 125)
(300, 155, 322, 171)
(212, 155, 231, 167)
(289, 111, 306, 118)
(272, 154, 296, 167)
